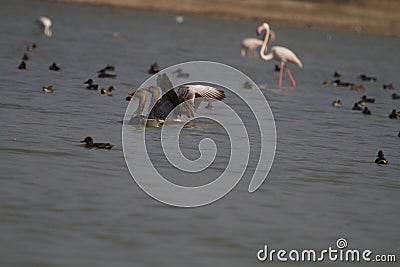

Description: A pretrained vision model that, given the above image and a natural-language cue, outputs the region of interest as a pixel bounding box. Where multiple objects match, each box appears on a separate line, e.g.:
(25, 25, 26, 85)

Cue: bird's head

(257, 22, 270, 35)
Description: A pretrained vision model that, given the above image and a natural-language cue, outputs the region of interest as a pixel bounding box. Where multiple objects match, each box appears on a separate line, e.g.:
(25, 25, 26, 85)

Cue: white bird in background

(241, 30, 276, 58)
(257, 22, 302, 88)
(37, 16, 52, 37)
(241, 38, 263, 58)
(177, 85, 225, 118)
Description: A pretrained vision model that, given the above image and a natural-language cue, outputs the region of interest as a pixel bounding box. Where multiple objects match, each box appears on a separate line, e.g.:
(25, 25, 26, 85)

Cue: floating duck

(80, 136, 113, 149)
(359, 74, 377, 82)
(323, 79, 354, 87)
(333, 71, 341, 78)
(148, 62, 159, 74)
(360, 95, 375, 103)
(26, 43, 37, 51)
(22, 53, 30, 61)
(332, 100, 342, 107)
(173, 68, 189, 78)
(97, 65, 115, 72)
(100, 86, 115, 96)
(83, 79, 98, 90)
(362, 107, 371, 115)
(42, 85, 55, 93)
(18, 61, 28, 70)
(49, 62, 60, 71)
(388, 109, 400, 119)
(383, 84, 394, 90)
(391, 93, 400, 100)
(243, 81, 254, 89)
(375, 150, 388, 165)
(350, 84, 366, 92)
(97, 69, 117, 79)
(352, 103, 362, 111)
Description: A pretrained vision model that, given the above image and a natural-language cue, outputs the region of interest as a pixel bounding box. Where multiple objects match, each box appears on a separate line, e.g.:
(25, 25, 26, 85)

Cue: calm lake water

(1, 0, 400, 266)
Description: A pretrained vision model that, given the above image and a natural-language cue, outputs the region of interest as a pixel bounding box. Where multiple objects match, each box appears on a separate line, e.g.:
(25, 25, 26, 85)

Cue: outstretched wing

(178, 85, 225, 118)
(147, 73, 181, 120)
(156, 73, 174, 94)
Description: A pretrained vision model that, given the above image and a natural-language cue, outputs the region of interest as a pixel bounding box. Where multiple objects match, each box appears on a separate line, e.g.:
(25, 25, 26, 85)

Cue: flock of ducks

(17, 16, 126, 149)
(18, 16, 398, 162)
(19, 16, 227, 149)
(325, 71, 398, 165)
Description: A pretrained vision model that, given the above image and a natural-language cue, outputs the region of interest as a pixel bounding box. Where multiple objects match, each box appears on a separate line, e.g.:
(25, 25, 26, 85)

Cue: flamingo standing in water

(257, 22, 302, 88)
(37, 16, 52, 37)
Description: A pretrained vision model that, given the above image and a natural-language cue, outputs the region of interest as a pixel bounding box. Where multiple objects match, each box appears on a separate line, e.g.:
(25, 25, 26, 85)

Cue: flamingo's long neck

(45, 27, 52, 37)
(147, 86, 161, 113)
(260, 27, 273, 61)
(133, 91, 147, 116)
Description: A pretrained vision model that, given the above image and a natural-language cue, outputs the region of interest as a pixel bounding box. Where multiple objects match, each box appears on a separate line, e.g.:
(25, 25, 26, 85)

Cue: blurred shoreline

(48, 0, 399, 36)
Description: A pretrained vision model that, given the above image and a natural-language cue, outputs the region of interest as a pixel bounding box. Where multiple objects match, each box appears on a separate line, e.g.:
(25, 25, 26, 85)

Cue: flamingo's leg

(241, 48, 246, 57)
(278, 62, 284, 88)
(285, 65, 296, 87)
(251, 49, 259, 59)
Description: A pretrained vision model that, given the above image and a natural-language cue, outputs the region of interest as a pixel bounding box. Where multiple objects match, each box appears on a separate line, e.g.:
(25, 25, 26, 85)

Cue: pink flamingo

(241, 38, 263, 58)
(257, 22, 302, 88)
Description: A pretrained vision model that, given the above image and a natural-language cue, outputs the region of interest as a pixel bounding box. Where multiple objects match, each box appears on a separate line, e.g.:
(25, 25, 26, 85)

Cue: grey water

(1, 0, 400, 266)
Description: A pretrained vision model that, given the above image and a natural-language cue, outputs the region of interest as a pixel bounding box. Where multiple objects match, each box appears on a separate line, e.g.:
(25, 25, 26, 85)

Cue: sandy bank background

(48, 0, 400, 35)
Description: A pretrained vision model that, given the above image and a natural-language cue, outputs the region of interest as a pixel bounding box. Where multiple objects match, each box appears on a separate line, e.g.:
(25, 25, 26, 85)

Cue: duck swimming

(383, 84, 394, 90)
(42, 85, 55, 93)
(18, 61, 28, 70)
(352, 103, 362, 111)
(350, 84, 366, 92)
(84, 79, 98, 90)
(80, 136, 113, 149)
(49, 62, 60, 71)
(97, 65, 115, 73)
(97, 69, 117, 79)
(388, 109, 400, 119)
(243, 81, 254, 89)
(360, 95, 375, 103)
(375, 150, 388, 165)
(26, 43, 37, 51)
(323, 79, 354, 87)
(332, 100, 342, 107)
(173, 68, 189, 78)
(22, 53, 30, 61)
(362, 107, 371, 115)
(391, 93, 400, 100)
(100, 86, 115, 96)
(333, 71, 341, 78)
(148, 62, 160, 74)
(359, 74, 377, 82)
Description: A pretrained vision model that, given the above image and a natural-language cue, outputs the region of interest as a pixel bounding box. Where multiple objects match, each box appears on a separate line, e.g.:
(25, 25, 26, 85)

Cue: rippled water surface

(1, 0, 400, 266)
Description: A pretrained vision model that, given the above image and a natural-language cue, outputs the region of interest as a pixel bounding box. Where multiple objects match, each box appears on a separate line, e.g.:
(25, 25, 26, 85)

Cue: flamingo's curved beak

(257, 25, 264, 35)
(128, 91, 136, 96)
